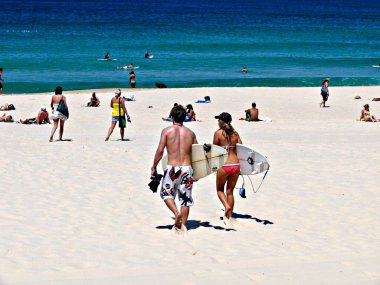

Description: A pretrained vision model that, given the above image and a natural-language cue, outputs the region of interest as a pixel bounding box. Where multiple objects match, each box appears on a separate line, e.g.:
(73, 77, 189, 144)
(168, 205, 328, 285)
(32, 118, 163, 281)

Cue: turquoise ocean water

(1, 0, 380, 94)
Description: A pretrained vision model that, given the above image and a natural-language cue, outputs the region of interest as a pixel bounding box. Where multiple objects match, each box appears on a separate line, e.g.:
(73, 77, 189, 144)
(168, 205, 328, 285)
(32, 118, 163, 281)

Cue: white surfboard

(97, 58, 117, 61)
(372, 65, 380, 68)
(148, 55, 154, 59)
(236, 144, 269, 175)
(161, 144, 228, 180)
(126, 66, 139, 70)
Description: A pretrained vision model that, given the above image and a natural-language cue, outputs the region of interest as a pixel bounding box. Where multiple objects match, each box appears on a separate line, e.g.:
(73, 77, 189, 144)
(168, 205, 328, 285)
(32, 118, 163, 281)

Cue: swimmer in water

(241, 67, 248, 73)
(104, 52, 111, 60)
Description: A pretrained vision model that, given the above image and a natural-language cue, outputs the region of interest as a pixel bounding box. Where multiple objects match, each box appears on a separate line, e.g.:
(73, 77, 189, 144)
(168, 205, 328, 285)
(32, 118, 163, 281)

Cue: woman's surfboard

(372, 65, 380, 68)
(236, 144, 269, 175)
(161, 144, 228, 180)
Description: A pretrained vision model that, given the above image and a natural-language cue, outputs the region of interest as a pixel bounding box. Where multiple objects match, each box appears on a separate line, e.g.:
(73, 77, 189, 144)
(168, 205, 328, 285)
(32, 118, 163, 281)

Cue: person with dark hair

(244, 102, 260, 121)
(213, 112, 242, 223)
(105, 89, 131, 141)
(151, 104, 198, 232)
(87, 92, 100, 107)
(0, 67, 5, 95)
(360, 104, 380, 122)
(49, 86, 68, 142)
(162, 103, 179, 121)
(104, 52, 111, 60)
(241, 67, 248, 73)
(0, 113, 13, 122)
(0, 103, 15, 111)
(186, 104, 196, 121)
(129, 71, 136, 88)
(320, 78, 330, 108)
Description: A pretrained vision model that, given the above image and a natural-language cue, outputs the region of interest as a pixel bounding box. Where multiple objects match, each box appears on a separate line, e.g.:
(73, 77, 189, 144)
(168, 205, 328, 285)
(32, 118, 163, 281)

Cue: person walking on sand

(151, 104, 198, 232)
(0, 67, 5, 95)
(320, 78, 330, 108)
(49, 86, 68, 142)
(105, 89, 131, 141)
(129, 71, 136, 88)
(213, 112, 242, 224)
(245, 102, 260, 121)
(360, 104, 380, 122)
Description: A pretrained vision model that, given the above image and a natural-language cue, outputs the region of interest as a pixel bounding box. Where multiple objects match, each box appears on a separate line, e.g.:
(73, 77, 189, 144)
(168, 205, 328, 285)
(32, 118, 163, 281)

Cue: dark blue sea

(1, 0, 380, 93)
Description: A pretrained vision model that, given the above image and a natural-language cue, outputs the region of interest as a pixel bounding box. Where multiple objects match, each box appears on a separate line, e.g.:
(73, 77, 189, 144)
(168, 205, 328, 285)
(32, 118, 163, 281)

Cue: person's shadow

(232, 213, 274, 225)
(156, 219, 236, 232)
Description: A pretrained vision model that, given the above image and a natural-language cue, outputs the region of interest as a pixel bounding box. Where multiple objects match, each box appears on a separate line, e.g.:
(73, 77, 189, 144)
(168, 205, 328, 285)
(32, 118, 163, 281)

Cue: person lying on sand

(0, 104, 15, 111)
(87, 92, 100, 107)
(151, 104, 198, 232)
(19, 106, 51, 125)
(360, 104, 380, 122)
(0, 113, 13, 122)
(244, 102, 261, 121)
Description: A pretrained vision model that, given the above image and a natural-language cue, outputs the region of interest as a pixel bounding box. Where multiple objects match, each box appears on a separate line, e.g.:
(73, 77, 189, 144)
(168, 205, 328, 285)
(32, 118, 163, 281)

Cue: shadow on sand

(232, 213, 274, 225)
(156, 219, 236, 232)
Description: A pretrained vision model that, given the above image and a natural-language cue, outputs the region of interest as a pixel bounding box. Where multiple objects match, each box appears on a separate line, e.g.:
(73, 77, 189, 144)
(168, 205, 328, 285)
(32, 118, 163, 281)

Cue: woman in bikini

(213, 112, 242, 220)
(360, 104, 380, 122)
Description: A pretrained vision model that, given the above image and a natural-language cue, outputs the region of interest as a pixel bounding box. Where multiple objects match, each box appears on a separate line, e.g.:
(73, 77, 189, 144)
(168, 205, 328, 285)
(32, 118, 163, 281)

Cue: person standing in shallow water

(129, 71, 136, 88)
(213, 112, 242, 222)
(320, 78, 330, 108)
(0, 67, 5, 95)
(105, 89, 131, 141)
(49, 86, 68, 142)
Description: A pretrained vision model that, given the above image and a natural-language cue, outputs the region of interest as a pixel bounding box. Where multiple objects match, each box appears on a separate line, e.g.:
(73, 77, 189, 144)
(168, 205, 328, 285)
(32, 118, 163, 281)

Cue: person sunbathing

(87, 92, 100, 107)
(19, 107, 51, 124)
(0, 113, 13, 122)
(0, 104, 15, 111)
(245, 102, 261, 121)
(360, 104, 380, 122)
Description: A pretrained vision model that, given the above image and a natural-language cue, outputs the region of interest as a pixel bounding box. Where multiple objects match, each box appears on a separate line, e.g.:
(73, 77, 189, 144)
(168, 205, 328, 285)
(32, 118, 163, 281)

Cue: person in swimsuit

(49, 86, 68, 142)
(19, 106, 51, 124)
(360, 104, 379, 122)
(213, 112, 242, 221)
(186, 104, 196, 121)
(0, 104, 15, 111)
(87, 92, 100, 107)
(320, 78, 329, 108)
(151, 104, 198, 232)
(245, 102, 260, 121)
(0, 67, 5, 95)
(104, 52, 111, 60)
(241, 67, 248, 73)
(0, 114, 13, 122)
(129, 71, 136, 88)
(105, 89, 131, 141)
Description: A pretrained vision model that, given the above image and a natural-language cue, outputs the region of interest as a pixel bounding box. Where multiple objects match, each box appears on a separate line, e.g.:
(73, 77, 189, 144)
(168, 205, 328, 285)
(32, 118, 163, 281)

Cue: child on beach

(213, 112, 242, 224)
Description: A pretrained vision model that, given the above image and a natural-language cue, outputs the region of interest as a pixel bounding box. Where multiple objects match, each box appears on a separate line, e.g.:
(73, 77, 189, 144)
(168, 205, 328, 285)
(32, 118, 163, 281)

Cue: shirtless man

(245, 102, 260, 121)
(0, 68, 5, 95)
(151, 104, 198, 231)
(20, 107, 51, 124)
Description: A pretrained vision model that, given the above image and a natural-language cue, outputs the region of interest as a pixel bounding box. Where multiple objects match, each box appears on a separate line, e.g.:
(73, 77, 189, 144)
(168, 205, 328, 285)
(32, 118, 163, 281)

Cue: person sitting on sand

(162, 103, 179, 121)
(87, 92, 100, 107)
(0, 104, 15, 111)
(360, 104, 380, 122)
(0, 113, 13, 122)
(241, 67, 248, 73)
(245, 102, 260, 121)
(151, 104, 198, 232)
(186, 104, 196, 121)
(104, 52, 110, 60)
(19, 106, 51, 125)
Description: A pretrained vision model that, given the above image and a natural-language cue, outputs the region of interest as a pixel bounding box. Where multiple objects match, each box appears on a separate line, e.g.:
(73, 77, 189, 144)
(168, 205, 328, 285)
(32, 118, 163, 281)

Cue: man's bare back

(153, 124, 197, 168)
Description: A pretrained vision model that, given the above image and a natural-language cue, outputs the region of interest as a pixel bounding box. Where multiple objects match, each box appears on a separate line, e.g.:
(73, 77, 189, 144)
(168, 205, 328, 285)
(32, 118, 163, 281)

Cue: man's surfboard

(97, 58, 117, 61)
(161, 144, 228, 180)
(236, 144, 269, 175)
(372, 65, 380, 68)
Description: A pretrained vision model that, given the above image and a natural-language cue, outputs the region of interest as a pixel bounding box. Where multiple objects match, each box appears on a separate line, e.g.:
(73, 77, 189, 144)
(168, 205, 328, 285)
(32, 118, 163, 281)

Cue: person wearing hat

(19, 106, 51, 125)
(213, 112, 242, 222)
(320, 78, 330, 108)
(360, 104, 379, 122)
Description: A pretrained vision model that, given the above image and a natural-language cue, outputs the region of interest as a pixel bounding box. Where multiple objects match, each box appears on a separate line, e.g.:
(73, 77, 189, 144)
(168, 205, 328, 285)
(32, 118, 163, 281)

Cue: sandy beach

(0, 87, 379, 285)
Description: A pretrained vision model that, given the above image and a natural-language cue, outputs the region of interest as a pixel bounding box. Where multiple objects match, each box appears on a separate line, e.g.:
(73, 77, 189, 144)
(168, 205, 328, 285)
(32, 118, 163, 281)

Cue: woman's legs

(216, 169, 231, 218)
(49, 119, 59, 142)
(59, 120, 65, 140)
(120, 127, 125, 140)
(225, 170, 240, 218)
(105, 122, 117, 141)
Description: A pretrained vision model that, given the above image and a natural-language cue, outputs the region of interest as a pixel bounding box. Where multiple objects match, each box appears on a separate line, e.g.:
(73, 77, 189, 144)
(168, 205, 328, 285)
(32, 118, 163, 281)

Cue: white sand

(0, 87, 379, 285)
